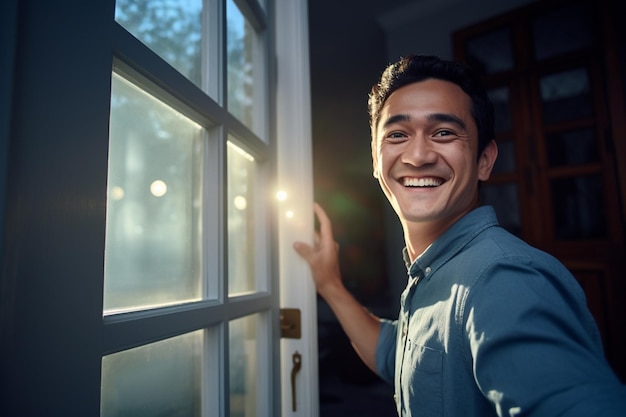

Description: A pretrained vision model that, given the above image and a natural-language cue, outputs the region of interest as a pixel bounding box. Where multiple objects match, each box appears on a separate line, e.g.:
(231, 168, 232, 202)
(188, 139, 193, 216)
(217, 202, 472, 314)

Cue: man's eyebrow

(380, 113, 468, 131)
(381, 114, 410, 129)
(427, 113, 467, 130)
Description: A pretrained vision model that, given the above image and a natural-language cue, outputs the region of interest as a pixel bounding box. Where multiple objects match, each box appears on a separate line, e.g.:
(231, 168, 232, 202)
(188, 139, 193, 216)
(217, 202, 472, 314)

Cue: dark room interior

(307, 0, 626, 415)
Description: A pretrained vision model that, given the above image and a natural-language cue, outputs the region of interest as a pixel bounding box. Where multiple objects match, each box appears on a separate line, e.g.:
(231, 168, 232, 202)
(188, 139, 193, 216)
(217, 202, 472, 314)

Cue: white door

(275, 1, 320, 416)
(0, 0, 318, 415)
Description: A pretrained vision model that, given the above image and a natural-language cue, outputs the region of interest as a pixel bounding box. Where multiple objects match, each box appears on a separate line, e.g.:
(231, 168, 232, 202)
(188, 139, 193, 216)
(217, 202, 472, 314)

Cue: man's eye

(433, 130, 455, 138)
(387, 132, 407, 139)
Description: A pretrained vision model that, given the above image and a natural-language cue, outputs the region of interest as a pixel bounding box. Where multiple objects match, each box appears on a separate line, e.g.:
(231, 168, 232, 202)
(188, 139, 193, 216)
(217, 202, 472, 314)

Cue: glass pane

(465, 27, 513, 75)
(105, 73, 204, 313)
(115, 0, 203, 87)
(229, 314, 261, 417)
(546, 128, 598, 167)
(101, 330, 204, 417)
(540, 67, 592, 124)
(227, 0, 261, 133)
(228, 141, 256, 295)
(480, 183, 521, 236)
(489, 86, 512, 133)
(492, 139, 516, 174)
(551, 175, 607, 239)
(533, 2, 593, 61)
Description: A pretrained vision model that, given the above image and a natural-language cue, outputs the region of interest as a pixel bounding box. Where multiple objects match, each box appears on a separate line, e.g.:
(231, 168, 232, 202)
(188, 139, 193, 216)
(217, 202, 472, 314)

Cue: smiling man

(372, 77, 497, 260)
(293, 55, 626, 416)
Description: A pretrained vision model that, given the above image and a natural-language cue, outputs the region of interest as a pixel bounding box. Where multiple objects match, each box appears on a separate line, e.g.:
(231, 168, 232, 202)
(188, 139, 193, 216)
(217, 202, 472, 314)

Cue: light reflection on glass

(104, 73, 204, 314)
(150, 179, 168, 197)
(227, 140, 256, 295)
(276, 190, 287, 201)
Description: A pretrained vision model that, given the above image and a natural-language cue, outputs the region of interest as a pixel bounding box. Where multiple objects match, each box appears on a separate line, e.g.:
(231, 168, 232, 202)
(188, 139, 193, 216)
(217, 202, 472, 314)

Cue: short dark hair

(368, 54, 495, 157)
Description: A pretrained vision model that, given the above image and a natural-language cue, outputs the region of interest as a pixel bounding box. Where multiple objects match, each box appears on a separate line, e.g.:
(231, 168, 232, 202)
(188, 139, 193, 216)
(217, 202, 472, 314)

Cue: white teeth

(403, 177, 442, 187)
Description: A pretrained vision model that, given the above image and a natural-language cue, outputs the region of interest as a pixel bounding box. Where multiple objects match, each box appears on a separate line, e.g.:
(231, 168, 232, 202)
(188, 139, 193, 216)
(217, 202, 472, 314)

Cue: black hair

(368, 54, 495, 157)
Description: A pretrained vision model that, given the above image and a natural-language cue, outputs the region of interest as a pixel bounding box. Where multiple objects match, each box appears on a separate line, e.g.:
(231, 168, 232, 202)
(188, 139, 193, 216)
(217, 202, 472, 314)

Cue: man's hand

(292, 202, 381, 372)
(292, 203, 342, 298)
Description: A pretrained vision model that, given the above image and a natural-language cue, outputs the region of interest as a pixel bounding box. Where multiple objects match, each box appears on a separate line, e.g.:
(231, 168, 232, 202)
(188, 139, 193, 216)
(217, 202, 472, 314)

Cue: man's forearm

(320, 283, 381, 373)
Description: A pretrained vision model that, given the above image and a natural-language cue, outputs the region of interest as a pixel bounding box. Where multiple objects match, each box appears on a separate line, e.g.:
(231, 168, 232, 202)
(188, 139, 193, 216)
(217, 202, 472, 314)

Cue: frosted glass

(104, 73, 204, 313)
(229, 315, 260, 417)
(227, 141, 256, 295)
(226, 0, 258, 132)
(115, 0, 203, 87)
(101, 330, 204, 417)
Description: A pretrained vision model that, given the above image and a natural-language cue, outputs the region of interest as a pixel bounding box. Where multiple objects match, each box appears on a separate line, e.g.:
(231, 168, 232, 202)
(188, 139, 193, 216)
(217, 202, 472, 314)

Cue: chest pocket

(399, 344, 443, 416)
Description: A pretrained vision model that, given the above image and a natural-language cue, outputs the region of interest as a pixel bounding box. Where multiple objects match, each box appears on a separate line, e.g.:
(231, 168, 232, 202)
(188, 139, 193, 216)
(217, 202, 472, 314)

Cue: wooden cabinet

(454, 0, 626, 380)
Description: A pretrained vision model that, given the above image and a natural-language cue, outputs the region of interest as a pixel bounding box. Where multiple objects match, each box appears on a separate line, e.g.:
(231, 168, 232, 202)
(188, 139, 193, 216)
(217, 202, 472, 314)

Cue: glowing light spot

(227, 141, 255, 161)
(150, 180, 167, 197)
(285, 210, 294, 219)
(110, 186, 125, 200)
(234, 195, 247, 210)
(276, 190, 288, 201)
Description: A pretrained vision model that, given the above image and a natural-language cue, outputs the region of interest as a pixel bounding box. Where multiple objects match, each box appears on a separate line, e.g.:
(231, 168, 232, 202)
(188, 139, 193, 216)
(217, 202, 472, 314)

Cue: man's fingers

(313, 231, 321, 247)
(313, 203, 334, 242)
(292, 203, 336, 263)
(293, 241, 313, 259)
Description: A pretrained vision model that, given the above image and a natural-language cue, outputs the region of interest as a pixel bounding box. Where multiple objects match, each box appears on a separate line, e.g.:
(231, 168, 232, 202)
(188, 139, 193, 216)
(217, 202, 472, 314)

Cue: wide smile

(401, 176, 444, 188)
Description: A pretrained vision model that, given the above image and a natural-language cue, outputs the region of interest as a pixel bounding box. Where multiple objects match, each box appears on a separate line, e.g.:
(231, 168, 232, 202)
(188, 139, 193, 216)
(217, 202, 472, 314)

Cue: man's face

(372, 78, 497, 229)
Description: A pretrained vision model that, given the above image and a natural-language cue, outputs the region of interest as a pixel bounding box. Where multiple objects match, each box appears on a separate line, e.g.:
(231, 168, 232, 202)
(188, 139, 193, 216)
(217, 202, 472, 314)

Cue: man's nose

(401, 136, 437, 166)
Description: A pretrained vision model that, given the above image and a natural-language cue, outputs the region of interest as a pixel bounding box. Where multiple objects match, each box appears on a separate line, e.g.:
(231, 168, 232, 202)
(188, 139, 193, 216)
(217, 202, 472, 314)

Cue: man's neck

(401, 209, 473, 264)
(402, 223, 442, 264)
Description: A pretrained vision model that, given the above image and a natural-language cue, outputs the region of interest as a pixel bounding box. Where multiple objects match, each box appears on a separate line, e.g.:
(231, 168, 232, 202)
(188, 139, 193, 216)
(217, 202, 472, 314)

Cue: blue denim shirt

(376, 206, 626, 416)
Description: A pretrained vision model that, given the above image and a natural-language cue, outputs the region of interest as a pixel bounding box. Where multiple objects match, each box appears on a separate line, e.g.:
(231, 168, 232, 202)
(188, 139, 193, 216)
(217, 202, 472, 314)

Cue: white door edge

(275, 0, 319, 416)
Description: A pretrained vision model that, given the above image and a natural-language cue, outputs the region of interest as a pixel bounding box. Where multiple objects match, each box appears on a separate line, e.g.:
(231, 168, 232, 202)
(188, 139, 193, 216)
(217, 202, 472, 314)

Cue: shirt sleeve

(375, 318, 398, 384)
(465, 254, 626, 417)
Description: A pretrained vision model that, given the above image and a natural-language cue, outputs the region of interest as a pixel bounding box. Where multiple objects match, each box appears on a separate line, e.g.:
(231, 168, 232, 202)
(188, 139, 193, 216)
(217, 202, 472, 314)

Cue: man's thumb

(292, 241, 312, 259)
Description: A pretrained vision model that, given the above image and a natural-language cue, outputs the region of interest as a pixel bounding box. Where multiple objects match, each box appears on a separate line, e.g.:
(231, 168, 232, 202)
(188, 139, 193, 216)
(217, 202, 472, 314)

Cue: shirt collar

(403, 206, 499, 279)
(402, 245, 431, 269)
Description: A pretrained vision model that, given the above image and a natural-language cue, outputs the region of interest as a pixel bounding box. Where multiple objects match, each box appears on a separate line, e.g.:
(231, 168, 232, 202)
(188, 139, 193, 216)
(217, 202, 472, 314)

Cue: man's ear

(477, 140, 498, 182)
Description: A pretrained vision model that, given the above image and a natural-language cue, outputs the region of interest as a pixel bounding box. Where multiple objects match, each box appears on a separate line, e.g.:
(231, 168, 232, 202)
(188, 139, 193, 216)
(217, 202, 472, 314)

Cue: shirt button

(425, 266, 432, 275)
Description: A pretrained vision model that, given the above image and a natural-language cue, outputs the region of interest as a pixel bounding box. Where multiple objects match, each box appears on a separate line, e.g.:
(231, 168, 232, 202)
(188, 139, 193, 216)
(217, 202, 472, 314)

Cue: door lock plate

(280, 308, 301, 339)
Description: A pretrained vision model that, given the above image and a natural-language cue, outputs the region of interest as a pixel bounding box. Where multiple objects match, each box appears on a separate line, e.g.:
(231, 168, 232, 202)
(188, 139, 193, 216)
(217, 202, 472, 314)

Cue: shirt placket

(396, 266, 422, 416)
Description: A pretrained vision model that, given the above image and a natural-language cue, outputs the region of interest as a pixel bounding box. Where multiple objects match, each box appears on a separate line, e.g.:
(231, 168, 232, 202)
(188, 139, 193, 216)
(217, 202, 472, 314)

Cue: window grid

(102, 1, 274, 416)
